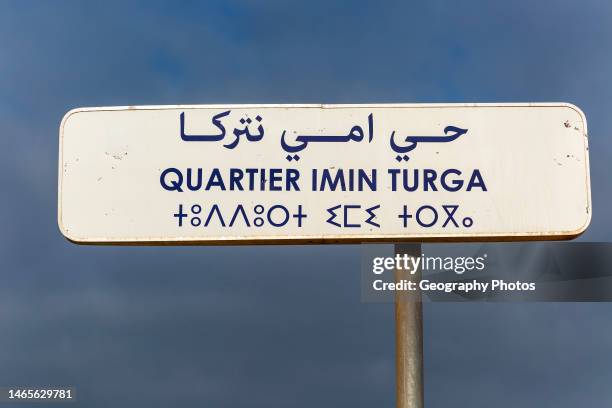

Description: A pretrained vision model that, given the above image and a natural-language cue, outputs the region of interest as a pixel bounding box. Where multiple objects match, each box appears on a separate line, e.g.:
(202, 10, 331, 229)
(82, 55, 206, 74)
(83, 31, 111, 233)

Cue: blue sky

(1, 1, 612, 406)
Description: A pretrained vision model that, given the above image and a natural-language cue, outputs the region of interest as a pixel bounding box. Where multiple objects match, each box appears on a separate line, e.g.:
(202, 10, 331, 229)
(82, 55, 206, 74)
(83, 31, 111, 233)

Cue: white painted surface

(58, 103, 591, 244)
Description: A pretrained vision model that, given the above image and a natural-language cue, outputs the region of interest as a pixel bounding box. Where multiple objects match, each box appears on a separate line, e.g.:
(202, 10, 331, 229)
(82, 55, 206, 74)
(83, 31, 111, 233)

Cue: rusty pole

(395, 243, 424, 408)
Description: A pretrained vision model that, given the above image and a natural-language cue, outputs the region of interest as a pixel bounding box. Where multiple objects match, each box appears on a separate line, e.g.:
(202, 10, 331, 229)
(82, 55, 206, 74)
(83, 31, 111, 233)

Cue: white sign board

(58, 103, 591, 244)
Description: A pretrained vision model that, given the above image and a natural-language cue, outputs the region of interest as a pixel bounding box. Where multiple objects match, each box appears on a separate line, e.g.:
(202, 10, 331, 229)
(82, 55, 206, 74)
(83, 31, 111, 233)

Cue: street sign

(58, 103, 591, 244)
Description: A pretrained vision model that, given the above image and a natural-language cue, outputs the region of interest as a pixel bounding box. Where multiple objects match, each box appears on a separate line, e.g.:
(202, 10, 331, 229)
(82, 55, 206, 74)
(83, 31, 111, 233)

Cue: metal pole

(395, 243, 424, 408)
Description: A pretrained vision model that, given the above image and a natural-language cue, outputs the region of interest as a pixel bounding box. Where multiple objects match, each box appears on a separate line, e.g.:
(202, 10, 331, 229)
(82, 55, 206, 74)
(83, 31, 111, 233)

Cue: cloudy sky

(1, 1, 612, 406)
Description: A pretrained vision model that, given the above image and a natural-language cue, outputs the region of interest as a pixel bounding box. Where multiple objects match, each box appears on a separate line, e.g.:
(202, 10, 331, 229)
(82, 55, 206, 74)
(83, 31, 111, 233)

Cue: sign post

(58, 103, 591, 406)
(395, 243, 423, 408)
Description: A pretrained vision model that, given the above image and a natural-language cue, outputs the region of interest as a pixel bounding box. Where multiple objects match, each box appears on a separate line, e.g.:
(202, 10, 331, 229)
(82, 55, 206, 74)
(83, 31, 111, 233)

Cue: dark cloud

(0, 1, 611, 406)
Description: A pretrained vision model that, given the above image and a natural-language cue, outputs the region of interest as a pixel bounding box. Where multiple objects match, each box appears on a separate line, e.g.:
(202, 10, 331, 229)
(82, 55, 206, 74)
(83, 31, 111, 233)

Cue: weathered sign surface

(58, 103, 591, 244)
